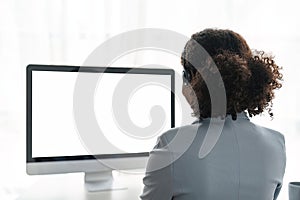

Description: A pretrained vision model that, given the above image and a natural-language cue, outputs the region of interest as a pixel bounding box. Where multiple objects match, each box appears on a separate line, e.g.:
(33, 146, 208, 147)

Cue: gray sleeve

(140, 135, 174, 200)
(273, 134, 286, 200)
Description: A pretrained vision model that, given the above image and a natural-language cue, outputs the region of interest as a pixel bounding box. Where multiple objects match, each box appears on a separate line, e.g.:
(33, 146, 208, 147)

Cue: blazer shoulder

(158, 123, 205, 145)
(252, 123, 285, 145)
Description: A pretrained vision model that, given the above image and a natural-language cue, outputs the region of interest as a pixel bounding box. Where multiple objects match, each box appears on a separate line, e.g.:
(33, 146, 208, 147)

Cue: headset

(182, 69, 192, 85)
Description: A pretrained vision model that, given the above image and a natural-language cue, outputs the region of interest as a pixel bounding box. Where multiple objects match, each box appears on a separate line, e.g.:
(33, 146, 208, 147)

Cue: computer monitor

(26, 64, 175, 191)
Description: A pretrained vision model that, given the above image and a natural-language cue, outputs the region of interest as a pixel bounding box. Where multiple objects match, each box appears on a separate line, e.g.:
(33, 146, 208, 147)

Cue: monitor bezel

(26, 64, 175, 163)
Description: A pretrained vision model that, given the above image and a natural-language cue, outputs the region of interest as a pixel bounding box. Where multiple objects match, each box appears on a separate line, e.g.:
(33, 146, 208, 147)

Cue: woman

(140, 29, 286, 200)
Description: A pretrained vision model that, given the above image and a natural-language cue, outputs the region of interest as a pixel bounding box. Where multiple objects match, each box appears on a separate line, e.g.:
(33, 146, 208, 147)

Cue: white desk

(17, 171, 144, 200)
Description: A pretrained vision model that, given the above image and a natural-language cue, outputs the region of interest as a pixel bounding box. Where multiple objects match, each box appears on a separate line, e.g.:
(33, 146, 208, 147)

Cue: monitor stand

(84, 171, 127, 192)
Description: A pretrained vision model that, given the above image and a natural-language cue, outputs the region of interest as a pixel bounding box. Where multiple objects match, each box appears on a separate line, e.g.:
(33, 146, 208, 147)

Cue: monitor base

(84, 171, 127, 192)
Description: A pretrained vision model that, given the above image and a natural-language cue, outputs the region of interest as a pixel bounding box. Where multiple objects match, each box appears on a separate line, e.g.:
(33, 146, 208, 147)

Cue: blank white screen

(32, 70, 172, 158)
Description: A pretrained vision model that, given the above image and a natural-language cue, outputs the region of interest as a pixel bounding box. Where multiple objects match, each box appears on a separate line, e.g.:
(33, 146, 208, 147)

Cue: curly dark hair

(181, 29, 283, 120)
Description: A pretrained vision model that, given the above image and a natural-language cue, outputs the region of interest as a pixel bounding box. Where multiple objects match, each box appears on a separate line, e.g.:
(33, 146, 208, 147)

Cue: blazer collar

(192, 111, 249, 124)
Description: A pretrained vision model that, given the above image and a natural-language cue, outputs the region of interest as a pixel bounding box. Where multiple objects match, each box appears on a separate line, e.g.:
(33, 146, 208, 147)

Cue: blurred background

(0, 0, 299, 199)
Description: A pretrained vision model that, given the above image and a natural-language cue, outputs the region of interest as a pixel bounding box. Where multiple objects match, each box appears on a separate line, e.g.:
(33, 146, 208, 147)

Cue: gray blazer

(141, 112, 286, 200)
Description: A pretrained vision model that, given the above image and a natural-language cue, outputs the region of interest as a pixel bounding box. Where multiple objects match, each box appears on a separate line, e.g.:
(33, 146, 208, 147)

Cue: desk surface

(17, 171, 144, 200)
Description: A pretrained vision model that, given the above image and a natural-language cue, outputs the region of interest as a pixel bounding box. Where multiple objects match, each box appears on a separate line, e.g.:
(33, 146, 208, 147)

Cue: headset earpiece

(182, 70, 192, 85)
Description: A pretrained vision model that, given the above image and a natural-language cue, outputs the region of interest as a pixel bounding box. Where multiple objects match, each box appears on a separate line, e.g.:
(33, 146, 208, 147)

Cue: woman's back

(141, 28, 285, 200)
(141, 113, 286, 200)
